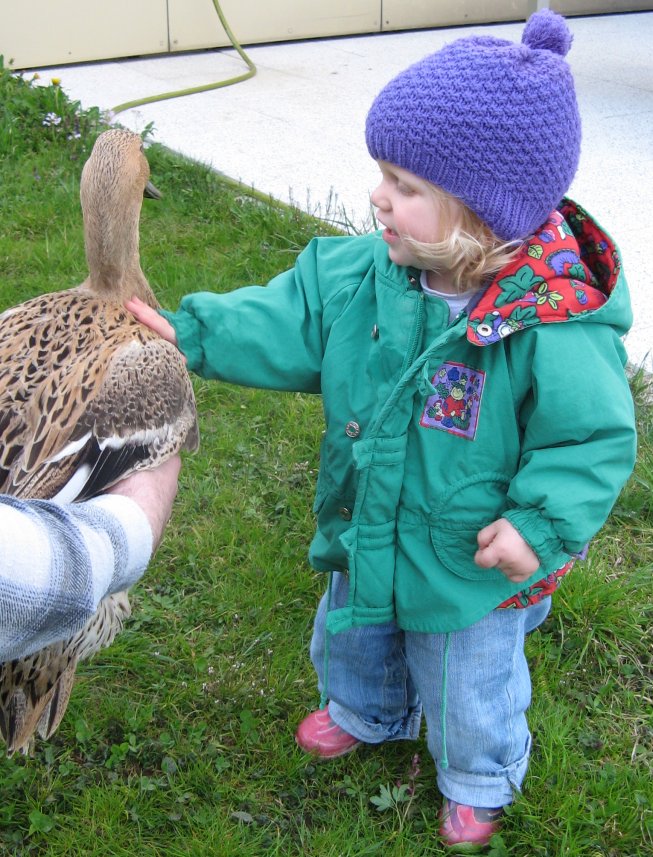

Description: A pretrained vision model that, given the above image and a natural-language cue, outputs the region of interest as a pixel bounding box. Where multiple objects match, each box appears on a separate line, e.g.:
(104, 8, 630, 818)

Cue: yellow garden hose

(111, 0, 256, 116)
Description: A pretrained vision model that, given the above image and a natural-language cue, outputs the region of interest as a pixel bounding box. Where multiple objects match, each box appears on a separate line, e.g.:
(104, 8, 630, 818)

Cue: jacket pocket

(430, 471, 512, 581)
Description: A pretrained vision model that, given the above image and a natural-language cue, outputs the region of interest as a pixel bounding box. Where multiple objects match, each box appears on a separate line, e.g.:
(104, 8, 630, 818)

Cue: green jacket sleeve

(160, 238, 334, 393)
(502, 320, 636, 566)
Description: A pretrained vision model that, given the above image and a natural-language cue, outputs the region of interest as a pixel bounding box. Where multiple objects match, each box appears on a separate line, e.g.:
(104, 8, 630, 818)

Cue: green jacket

(163, 200, 636, 633)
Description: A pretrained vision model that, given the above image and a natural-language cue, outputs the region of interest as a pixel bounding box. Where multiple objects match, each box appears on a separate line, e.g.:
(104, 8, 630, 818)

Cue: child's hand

(475, 518, 540, 583)
(125, 296, 178, 347)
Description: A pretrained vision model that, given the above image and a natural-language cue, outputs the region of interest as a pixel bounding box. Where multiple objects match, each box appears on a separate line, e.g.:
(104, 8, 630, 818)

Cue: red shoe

(439, 798, 503, 849)
(295, 707, 362, 759)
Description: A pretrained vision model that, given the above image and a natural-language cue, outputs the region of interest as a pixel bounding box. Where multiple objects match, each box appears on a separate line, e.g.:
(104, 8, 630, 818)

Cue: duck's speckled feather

(0, 293, 197, 500)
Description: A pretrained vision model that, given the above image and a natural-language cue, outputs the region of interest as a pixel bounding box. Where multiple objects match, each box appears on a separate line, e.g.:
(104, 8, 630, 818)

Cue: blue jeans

(309, 571, 551, 808)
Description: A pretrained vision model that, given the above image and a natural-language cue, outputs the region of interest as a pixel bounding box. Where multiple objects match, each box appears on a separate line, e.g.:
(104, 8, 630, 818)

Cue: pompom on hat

(365, 9, 581, 241)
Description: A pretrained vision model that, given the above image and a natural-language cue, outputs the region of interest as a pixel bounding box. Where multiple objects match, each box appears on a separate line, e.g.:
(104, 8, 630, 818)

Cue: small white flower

(42, 112, 62, 127)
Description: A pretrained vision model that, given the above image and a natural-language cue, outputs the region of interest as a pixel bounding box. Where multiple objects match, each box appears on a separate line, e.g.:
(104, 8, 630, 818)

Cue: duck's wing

(0, 290, 198, 502)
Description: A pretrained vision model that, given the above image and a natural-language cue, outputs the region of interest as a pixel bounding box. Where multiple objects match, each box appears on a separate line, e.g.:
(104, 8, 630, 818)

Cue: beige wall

(550, 0, 651, 11)
(169, 0, 379, 53)
(0, 0, 168, 69)
(381, 0, 531, 31)
(2, 0, 651, 70)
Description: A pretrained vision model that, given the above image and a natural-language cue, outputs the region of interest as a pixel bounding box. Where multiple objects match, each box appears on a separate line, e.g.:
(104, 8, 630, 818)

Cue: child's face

(370, 161, 446, 269)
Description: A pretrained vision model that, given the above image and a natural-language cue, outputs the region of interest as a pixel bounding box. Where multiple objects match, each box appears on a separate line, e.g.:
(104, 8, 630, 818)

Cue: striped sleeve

(0, 494, 152, 661)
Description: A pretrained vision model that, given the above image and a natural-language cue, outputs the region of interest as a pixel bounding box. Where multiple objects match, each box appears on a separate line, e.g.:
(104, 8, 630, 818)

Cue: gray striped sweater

(0, 495, 152, 661)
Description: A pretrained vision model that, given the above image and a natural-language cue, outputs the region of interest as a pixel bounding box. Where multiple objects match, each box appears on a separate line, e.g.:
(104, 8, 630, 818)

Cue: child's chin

(388, 247, 411, 268)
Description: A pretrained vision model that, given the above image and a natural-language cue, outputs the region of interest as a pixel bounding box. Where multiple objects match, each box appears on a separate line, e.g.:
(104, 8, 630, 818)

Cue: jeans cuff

(328, 699, 422, 744)
(436, 737, 531, 808)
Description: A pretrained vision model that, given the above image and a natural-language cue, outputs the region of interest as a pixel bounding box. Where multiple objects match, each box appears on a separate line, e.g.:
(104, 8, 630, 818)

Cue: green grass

(0, 62, 652, 856)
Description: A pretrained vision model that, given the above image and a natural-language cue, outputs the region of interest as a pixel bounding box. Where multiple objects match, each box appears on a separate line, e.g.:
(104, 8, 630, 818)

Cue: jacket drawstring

(440, 632, 451, 770)
(320, 571, 334, 709)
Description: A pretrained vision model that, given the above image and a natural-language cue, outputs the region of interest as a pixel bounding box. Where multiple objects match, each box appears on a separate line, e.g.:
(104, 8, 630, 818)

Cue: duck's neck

(84, 265, 159, 308)
(82, 202, 159, 308)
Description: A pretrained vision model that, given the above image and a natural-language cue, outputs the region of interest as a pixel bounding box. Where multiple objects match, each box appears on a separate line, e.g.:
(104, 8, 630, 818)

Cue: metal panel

(550, 0, 653, 13)
(168, 0, 380, 52)
(0, 0, 168, 70)
(380, 0, 532, 30)
(3, 0, 649, 70)
(381, 0, 653, 29)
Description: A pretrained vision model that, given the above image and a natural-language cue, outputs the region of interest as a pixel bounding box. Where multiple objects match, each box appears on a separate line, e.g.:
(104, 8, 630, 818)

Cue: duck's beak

(144, 181, 162, 200)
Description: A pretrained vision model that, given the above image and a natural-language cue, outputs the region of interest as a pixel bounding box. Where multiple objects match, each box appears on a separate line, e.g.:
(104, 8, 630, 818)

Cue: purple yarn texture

(365, 9, 581, 241)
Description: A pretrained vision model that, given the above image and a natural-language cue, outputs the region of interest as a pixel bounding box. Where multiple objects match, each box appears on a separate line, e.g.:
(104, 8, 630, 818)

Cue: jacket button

(338, 507, 352, 521)
(345, 420, 360, 438)
(371, 324, 379, 339)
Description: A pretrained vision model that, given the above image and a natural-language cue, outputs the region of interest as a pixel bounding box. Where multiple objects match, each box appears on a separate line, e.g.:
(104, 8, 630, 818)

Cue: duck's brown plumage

(0, 128, 199, 755)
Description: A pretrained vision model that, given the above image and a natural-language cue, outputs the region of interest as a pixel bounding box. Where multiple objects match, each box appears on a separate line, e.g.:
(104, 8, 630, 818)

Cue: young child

(127, 10, 637, 848)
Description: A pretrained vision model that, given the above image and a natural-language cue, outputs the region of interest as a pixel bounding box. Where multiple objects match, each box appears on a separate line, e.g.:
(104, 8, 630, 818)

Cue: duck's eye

(140, 144, 144, 153)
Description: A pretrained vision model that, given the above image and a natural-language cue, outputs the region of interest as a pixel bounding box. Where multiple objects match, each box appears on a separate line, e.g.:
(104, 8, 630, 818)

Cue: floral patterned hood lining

(467, 198, 619, 347)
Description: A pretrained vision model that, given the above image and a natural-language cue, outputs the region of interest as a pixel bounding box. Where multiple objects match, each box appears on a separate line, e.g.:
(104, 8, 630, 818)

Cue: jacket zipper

(401, 290, 425, 376)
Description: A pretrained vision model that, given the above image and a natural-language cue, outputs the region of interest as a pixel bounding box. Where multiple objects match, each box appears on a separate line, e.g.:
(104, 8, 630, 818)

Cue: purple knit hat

(365, 10, 581, 241)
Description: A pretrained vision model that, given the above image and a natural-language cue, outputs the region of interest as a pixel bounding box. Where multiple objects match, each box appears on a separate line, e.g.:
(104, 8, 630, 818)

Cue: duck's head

(80, 129, 161, 303)
(81, 128, 161, 212)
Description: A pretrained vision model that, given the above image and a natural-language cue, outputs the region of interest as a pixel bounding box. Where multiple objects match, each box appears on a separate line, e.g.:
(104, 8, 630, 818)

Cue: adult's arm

(0, 456, 180, 661)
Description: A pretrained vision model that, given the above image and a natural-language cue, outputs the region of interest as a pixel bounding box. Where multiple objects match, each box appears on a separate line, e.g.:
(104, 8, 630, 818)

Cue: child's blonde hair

(403, 185, 523, 293)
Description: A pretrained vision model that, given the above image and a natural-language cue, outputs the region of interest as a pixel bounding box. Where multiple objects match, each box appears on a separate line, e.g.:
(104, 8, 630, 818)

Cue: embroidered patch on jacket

(420, 362, 485, 440)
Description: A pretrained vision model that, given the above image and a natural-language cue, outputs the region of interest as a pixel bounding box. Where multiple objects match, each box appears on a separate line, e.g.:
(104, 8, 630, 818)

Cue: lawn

(0, 63, 651, 856)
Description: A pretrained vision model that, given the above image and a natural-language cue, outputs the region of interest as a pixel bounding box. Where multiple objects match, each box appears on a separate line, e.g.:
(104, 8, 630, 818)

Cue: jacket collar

(467, 199, 619, 346)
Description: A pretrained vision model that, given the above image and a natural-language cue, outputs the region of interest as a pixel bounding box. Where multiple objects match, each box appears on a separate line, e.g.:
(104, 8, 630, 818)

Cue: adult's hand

(107, 455, 182, 550)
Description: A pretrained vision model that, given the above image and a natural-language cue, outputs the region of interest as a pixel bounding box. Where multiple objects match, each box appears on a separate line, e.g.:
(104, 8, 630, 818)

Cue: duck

(0, 128, 199, 755)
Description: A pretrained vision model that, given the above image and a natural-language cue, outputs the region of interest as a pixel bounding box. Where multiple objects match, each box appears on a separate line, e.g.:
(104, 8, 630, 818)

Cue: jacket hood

(467, 199, 630, 346)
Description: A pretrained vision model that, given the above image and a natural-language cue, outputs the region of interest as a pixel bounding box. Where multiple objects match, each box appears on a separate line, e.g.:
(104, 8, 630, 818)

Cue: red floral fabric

(467, 199, 618, 348)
